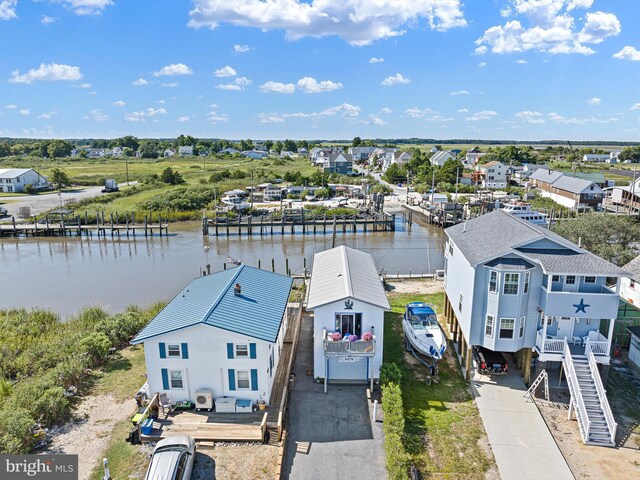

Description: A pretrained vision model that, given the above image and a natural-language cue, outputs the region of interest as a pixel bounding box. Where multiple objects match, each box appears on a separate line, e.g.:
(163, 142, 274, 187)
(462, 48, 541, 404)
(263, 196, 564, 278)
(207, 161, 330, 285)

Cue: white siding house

(626, 327, 640, 375)
(0, 168, 49, 193)
(430, 150, 454, 167)
(307, 246, 390, 391)
(178, 146, 194, 157)
(131, 265, 293, 407)
(620, 255, 640, 307)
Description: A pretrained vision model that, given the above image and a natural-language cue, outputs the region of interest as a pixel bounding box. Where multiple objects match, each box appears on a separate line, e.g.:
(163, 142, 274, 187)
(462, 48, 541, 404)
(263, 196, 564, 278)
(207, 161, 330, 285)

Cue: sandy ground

(193, 443, 278, 480)
(537, 396, 640, 479)
(386, 279, 445, 295)
(44, 394, 135, 480)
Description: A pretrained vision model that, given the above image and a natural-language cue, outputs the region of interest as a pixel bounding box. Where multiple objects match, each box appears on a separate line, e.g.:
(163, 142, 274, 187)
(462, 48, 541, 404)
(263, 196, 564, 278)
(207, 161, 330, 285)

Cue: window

(170, 370, 183, 389)
(489, 271, 497, 293)
(519, 316, 526, 338)
(524, 271, 530, 294)
(237, 370, 250, 389)
(449, 242, 453, 255)
(585, 276, 596, 284)
(499, 318, 515, 339)
(458, 293, 463, 312)
(167, 344, 181, 357)
(566, 275, 576, 285)
(485, 315, 494, 337)
(235, 345, 248, 357)
(552, 275, 560, 283)
(503, 273, 519, 295)
(334, 313, 362, 336)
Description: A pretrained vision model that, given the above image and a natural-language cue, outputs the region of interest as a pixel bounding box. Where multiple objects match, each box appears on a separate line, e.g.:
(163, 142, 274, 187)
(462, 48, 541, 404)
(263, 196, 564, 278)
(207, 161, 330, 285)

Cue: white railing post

(563, 341, 591, 442)
(585, 343, 617, 445)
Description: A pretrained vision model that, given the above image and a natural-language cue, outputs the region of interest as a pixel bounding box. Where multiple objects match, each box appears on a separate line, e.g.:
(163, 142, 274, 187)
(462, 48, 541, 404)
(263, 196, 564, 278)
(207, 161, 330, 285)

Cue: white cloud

(381, 73, 410, 86)
(178, 116, 190, 123)
(57, 0, 114, 16)
(84, 109, 108, 121)
(466, 110, 498, 121)
(157, 100, 166, 104)
(367, 114, 387, 126)
(161, 82, 179, 87)
(132, 77, 148, 86)
(38, 111, 58, 120)
(259, 113, 285, 124)
(112, 100, 126, 107)
(478, 62, 487, 67)
(297, 76, 342, 93)
(613, 46, 640, 61)
(0, 0, 17, 20)
(124, 107, 167, 122)
(77, 82, 91, 88)
(153, 63, 193, 77)
(586, 97, 601, 106)
(548, 112, 584, 124)
(233, 44, 251, 54)
(457, 108, 468, 113)
(9, 63, 82, 84)
(216, 76, 251, 91)
(214, 65, 237, 77)
(318, 102, 360, 118)
(188, 0, 467, 46)
(423, 114, 454, 122)
(515, 110, 545, 124)
(379, 107, 392, 114)
(4, 104, 17, 109)
(260, 81, 296, 94)
(369, 57, 384, 63)
(450, 90, 469, 95)
(515, 59, 527, 64)
(630, 103, 640, 111)
(209, 103, 218, 108)
(18, 109, 30, 116)
(207, 111, 229, 123)
(475, 1, 620, 56)
(41, 15, 58, 25)
(405, 107, 435, 118)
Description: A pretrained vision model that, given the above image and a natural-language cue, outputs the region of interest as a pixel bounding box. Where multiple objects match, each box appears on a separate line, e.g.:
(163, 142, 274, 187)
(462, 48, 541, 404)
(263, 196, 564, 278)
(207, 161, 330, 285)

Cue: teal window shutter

(228, 369, 236, 391)
(159, 343, 166, 359)
(181, 343, 189, 359)
(249, 343, 257, 359)
(227, 343, 234, 359)
(161, 369, 169, 390)
(250, 369, 258, 391)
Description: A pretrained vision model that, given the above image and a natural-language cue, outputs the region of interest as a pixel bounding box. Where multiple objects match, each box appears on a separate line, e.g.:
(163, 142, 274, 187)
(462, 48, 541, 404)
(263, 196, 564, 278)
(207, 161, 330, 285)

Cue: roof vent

(463, 221, 467, 233)
(234, 283, 242, 296)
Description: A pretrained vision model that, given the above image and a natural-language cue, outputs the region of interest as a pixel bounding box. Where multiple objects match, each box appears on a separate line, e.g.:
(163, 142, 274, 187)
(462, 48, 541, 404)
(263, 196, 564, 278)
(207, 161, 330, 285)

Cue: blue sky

(0, 0, 639, 141)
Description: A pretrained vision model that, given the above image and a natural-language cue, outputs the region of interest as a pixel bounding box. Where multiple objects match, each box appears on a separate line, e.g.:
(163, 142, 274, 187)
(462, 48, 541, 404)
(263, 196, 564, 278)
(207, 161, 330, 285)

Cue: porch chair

(159, 393, 174, 417)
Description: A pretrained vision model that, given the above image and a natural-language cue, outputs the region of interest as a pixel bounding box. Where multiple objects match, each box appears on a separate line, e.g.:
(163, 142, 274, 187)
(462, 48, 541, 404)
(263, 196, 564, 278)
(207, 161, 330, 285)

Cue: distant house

(279, 151, 294, 159)
(582, 154, 610, 163)
(530, 169, 604, 210)
(111, 147, 124, 157)
(243, 150, 268, 160)
(219, 148, 239, 155)
(163, 149, 176, 158)
(381, 150, 411, 172)
(131, 265, 293, 406)
(611, 176, 640, 211)
(297, 147, 307, 155)
(348, 146, 377, 162)
(0, 168, 49, 193)
(463, 152, 486, 168)
(306, 246, 390, 390)
(620, 255, 640, 307)
(86, 148, 106, 158)
(430, 150, 454, 167)
(323, 153, 353, 175)
(512, 163, 547, 185)
(473, 161, 508, 189)
(178, 146, 194, 157)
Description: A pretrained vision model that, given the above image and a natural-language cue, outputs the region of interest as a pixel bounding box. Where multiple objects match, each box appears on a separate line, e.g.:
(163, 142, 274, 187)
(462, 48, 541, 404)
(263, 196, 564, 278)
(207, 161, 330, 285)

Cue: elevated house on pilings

(441, 210, 628, 447)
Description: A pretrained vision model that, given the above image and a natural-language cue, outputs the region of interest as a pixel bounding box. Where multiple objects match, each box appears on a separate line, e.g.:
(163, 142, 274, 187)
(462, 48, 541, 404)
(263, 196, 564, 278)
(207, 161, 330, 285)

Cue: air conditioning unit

(195, 389, 213, 411)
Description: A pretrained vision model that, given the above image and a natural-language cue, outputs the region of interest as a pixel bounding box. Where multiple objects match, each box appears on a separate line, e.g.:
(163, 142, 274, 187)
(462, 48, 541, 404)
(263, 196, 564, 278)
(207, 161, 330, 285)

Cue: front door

(557, 317, 573, 340)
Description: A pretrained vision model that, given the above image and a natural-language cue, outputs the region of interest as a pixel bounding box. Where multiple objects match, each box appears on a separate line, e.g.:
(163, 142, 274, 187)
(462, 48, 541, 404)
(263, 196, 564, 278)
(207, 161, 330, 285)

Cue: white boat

(403, 302, 446, 360)
(500, 202, 549, 226)
(221, 194, 250, 210)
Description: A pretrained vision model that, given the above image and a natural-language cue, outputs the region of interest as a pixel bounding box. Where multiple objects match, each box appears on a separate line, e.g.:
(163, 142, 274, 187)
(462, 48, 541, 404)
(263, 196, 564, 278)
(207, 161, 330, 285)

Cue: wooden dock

(202, 210, 395, 236)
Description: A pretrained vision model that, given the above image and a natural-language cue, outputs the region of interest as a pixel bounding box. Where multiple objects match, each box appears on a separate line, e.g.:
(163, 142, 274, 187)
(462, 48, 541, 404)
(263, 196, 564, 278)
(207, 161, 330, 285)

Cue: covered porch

(322, 329, 376, 393)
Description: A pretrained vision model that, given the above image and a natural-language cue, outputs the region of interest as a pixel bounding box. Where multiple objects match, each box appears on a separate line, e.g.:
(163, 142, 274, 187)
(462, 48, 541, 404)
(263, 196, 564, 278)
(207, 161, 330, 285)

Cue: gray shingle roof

(626, 326, 640, 339)
(530, 169, 563, 184)
(0, 168, 35, 179)
(551, 175, 603, 194)
(516, 248, 627, 276)
(485, 258, 535, 270)
(623, 255, 640, 281)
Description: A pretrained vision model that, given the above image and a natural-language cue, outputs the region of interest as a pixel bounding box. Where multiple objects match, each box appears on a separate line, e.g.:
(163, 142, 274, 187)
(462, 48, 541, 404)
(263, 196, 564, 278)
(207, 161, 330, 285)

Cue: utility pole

(430, 169, 435, 204)
(630, 167, 637, 217)
(250, 170, 254, 209)
(125, 156, 129, 186)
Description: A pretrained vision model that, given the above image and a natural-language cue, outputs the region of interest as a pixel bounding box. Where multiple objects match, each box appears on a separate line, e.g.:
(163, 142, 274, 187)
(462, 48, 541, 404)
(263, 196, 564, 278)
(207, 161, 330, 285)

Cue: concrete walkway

(472, 369, 574, 480)
(282, 315, 386, 480)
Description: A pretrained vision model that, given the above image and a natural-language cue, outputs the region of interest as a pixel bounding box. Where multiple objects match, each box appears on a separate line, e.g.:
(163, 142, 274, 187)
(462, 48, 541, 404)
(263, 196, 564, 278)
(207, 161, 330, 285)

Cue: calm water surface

(0, 215, 445, 317)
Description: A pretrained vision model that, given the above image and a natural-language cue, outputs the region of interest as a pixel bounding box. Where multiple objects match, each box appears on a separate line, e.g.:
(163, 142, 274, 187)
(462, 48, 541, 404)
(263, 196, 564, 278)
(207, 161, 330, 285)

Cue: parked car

(144, 435, 196, 480)
(473, 346, 508, 375)
(102, 179, 119, 193)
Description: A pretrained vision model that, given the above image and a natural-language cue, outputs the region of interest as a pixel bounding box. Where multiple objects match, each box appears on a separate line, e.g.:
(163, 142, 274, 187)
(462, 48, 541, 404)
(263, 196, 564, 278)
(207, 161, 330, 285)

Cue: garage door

(328, 356, 368, 382)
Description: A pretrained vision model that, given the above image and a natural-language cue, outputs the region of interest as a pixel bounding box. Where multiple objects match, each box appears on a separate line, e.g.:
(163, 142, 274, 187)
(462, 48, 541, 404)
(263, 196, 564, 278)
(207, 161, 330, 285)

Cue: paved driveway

(283, 315, 386, 480)
(472, 368, 574, 480)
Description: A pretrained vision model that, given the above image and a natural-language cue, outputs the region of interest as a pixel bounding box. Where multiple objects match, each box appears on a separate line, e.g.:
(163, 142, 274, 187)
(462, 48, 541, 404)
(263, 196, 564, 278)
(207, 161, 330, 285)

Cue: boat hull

(402, 319, 446, 360)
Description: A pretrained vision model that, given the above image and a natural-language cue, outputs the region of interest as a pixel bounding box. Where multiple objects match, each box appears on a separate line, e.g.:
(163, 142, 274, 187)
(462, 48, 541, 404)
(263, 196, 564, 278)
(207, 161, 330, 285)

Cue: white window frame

(499, 318, 516, 339)
(235, 344, 249, 357)
(552, 275, 560, 283)
(565, 275, 576, 285)
(167, 344, 181, 358)
(458, 293, 463, 312)
(524, 271, 530, 294)
(169, 370, 184, 389)
(503, 273, 519, 295)
(489, 271, 498, 293)
(519, 316, 526, 338)
(236, 370, 250, 389)
(584, 276, 596, 284)
(485, 315, 494, 337)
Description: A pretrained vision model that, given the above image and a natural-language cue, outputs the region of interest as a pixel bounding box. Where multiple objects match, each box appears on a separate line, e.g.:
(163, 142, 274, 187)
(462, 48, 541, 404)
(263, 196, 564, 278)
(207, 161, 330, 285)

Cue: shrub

(80, 332, 112, 365)
(23, 184, 36, 194)
(96, 311, 145, 347)
(381, 382, 410, 480)
(379, 362, 403, 386)
(0, 407, 36, 454)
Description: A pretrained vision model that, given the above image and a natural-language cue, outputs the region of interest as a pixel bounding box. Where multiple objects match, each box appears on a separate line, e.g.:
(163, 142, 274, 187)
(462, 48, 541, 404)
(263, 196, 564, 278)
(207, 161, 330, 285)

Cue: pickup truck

(473, 346, 508, 375)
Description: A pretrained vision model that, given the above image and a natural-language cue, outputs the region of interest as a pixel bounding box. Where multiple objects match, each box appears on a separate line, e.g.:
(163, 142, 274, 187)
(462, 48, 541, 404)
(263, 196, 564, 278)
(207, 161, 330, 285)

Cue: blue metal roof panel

(131, 266, 292, 344)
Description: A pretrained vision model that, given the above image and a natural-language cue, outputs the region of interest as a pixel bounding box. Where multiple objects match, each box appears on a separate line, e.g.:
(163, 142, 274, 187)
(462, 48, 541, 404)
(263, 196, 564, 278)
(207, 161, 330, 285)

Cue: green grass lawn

(385, 292, 495, 479)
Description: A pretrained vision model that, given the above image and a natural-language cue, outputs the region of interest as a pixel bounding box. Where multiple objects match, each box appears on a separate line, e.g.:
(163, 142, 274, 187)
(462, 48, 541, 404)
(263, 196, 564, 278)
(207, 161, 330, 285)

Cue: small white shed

(307, 246, 390, 391)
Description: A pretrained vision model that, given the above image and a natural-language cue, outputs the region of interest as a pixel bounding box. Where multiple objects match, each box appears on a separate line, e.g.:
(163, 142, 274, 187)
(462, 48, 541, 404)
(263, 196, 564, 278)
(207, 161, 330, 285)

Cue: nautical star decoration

(573, 298, 590, 314)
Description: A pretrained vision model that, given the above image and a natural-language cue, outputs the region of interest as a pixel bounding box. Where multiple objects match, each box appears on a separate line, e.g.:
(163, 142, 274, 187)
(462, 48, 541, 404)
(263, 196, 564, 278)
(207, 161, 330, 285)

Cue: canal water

(0, 215, 445, 317)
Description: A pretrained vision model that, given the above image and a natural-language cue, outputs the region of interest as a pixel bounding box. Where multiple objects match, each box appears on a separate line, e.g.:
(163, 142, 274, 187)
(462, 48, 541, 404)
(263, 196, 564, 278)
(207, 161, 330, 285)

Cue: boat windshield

(410, 314, 438, 329)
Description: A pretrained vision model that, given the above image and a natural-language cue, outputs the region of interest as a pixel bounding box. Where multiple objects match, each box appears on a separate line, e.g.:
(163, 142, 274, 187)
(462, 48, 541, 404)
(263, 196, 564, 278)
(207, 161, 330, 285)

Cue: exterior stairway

(563, 342, 617, 447)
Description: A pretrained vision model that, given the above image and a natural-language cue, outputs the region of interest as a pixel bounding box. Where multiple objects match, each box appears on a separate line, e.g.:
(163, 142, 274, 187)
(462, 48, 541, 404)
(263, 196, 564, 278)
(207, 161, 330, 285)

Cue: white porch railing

(324, 339, 375, 355)
(563, 341, 591, 442)
(536, 330, 565, 353)
(585, 331, 609, 356)
(585, 342, 617, 444)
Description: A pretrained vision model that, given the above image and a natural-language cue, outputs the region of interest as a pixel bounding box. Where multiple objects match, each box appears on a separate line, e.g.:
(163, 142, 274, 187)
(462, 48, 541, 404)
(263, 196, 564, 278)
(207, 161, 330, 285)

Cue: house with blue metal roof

(131, 265, 293, 407)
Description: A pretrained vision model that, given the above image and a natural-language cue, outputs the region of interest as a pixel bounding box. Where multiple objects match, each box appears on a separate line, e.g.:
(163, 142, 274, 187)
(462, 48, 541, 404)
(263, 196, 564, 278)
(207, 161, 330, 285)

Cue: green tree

(175, 135, 197, 147)
(383, 163, 408, 184)
(619, 146, 640, 163)
(283, 139, 297, 152)
(116, 135, 140, 151)
(0, 142, 10, 157)
(314, 187, 331, 198)
(160, 167, 185, 185)
(122, 147, 135, 157)
(138, 142, 159, 159)
(264, 140, 274, 152)
(435, 158, 464, 184)
(352, 136, 362, 147)
(273, 141, 284, 154)
(46, 140, 72, 158)
(50, 168, 71, 190)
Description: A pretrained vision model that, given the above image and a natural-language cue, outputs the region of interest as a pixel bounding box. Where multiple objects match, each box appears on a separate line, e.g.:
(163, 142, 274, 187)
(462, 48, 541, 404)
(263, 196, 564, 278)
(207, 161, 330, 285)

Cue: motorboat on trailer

(403, 302, 446, 360)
